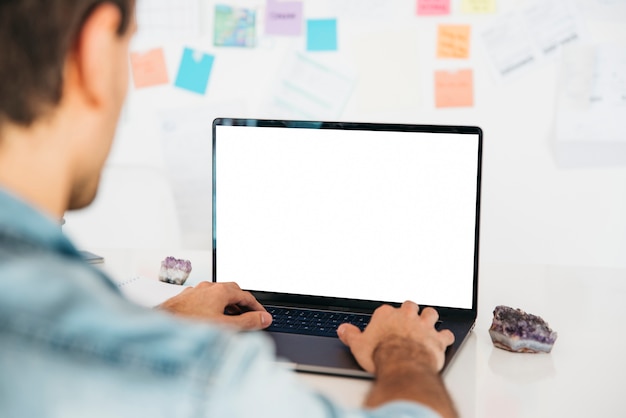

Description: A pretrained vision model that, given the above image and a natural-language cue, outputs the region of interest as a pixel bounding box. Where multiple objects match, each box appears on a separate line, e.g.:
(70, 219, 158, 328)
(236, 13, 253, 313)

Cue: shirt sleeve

(199, 331, 441, 418)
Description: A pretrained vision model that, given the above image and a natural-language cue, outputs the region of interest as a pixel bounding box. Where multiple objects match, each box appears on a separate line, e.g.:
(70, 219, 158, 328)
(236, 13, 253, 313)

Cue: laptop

(212, 118, 482, 378)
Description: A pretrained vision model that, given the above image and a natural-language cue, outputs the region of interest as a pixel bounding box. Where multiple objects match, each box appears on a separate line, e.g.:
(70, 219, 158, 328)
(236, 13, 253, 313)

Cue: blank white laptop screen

(214, 124, 480, 309)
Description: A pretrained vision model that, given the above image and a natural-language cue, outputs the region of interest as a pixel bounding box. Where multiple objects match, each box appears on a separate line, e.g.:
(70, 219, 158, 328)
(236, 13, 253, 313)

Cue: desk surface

(95, 248, 626, 418)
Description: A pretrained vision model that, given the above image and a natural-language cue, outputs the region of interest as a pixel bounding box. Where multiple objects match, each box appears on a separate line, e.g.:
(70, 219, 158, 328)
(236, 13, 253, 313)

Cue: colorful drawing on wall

(437, 24, 471, 59)
(266, 0, 303, 36)
(130, 48, 169, 89)
(174, 48, 215, 95)
(434, 69, 474, 108)
(306, 19, 338, 51)
(417, 0, 451, 16)
(214, 4, 256, 47)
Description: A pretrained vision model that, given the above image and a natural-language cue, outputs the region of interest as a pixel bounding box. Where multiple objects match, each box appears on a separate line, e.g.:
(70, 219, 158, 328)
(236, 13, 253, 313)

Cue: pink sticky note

(437, 24, 471, 59)
(130, 48, 169, 89)
(266, 0, 303, 36)
(434, 69, 474, 108)
(417, 0, 451, 16)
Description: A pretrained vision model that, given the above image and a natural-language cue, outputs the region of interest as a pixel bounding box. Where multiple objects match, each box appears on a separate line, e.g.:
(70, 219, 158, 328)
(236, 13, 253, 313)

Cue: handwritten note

(266, 0, 303, 35)
(434, 69, 474, 108)
(437, 25, 471, 59)
(130, 48, 169, 88)
(306, 19, 338, 51)
(174, 48, 215, 95)
(417, 0, 451, 16)
(461, 0, 496, 14)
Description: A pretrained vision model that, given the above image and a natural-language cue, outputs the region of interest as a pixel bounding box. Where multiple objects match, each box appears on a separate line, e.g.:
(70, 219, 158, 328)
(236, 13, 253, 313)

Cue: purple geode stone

(489, 305, 557, 353)
(158, 256, 192, 285)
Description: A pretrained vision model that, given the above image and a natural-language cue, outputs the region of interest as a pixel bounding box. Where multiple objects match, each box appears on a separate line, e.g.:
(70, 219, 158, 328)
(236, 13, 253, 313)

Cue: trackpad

(267, 332, 372, 378)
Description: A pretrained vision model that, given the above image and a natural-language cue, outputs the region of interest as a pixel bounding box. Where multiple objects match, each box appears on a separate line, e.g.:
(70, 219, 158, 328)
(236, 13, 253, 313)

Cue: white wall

(64, 0, 626, 269)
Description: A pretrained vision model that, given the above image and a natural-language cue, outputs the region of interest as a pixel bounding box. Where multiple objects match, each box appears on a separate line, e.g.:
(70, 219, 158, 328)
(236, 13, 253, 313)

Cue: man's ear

(65, 3, 124, 108)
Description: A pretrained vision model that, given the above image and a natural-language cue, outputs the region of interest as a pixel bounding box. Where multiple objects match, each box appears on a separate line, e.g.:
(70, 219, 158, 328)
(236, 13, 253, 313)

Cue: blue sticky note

(306, 19, 337, 51)
(174, 48, 215, 95)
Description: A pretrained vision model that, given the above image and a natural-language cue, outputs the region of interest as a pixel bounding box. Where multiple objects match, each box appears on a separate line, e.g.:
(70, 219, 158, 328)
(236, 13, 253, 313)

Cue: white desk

(94, 248, 626, 417)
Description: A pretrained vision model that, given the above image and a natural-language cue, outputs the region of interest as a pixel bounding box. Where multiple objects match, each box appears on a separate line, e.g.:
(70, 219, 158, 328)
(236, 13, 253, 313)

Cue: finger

(401, 300, 420, 314)
(337, 323, 362, 347)
(420, 306, 440, 324)
(222, 310, 273, 331)
(439, 329, 455, 347)
(222, 288, 267, 313)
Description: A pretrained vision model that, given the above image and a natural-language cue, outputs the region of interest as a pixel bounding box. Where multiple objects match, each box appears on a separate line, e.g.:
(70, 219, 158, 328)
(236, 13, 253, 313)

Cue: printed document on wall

(554, 44, 626, 167)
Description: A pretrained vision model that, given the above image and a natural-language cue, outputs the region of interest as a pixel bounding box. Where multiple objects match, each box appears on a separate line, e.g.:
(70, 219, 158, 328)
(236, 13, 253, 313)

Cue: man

(0, 1, 457, 417)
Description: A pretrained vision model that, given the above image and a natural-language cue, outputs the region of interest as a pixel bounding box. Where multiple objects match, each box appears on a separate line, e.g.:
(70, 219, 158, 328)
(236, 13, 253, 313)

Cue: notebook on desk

(212, 118, 482, 377)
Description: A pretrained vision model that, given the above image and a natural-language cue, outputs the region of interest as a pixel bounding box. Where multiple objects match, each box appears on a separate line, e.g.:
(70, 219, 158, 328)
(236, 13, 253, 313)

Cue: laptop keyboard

(265, 306, 370, 338)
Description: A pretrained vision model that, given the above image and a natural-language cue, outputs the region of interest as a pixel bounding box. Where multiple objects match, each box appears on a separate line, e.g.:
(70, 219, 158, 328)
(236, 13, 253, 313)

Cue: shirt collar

(0, 187, 80, 258)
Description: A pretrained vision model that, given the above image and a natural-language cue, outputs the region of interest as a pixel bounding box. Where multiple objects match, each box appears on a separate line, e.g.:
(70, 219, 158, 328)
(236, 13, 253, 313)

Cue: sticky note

(461, 0, 496, 14)
(214, 4, 256, 47)
(437, 24, 471, 59)
(174, 48, 214, 95)
(434, 69, 474, 108)
(306, 19, 338, 51)
(417, 0, 450, 16)
(266, 0, 303, 36)
(130, 48, 169, 88)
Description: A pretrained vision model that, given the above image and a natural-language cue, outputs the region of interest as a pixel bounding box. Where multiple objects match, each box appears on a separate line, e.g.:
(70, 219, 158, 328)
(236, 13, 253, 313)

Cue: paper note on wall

(434, 69, 474, 108)
(130, 48, 169, 89)
(437, 25, 471, 59)
(461, 0, 496, 14)
(417, 0, 451, 16)
(266, 0, 303, 36)
(174, 48, 215, 95)
(556, 44, 626, 143)
(214, 4, 256, 47)
(481, 0, 584, 82)
(554, 44, 626, 167)
(481, 12, 537, 81)
(264, 53, 354, 119)
(134, 0, 199, 43)
(521, 0, 583, 58)
(306, 19, 338, 51)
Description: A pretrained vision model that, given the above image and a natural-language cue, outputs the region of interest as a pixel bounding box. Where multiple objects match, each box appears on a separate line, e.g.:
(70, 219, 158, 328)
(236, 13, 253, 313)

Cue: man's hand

(337, 301, 454, 373)
(158, 281, 273, 331)
(337, 301, 458, 417)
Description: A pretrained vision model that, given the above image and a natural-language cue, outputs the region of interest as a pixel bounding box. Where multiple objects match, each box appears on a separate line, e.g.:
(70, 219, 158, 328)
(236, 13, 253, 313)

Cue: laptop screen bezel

(212, 118, 482, 318)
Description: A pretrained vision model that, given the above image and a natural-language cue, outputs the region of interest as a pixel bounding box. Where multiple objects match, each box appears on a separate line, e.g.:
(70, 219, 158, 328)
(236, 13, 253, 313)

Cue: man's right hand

(337, 301, 454, 374)
(337, 301, 458, 418)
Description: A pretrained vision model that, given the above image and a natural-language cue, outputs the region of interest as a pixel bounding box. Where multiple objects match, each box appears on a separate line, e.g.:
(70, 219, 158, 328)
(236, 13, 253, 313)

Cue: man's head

(0, 0, 134, 127)
(0, 0, 136, 215)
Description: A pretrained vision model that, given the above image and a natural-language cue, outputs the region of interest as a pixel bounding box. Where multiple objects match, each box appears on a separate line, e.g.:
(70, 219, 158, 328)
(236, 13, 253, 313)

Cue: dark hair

(0, 0, 134, 127)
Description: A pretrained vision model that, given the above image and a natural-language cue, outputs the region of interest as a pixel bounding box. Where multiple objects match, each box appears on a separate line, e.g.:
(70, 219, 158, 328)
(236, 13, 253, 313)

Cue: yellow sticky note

(461, 0, 496, 14)
(437, 24, 471, 59)
(130, 48, 169, 89)
(434, 69, 474, 108)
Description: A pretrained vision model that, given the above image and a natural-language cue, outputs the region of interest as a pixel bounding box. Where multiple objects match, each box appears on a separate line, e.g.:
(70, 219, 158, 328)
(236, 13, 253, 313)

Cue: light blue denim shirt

(0, 188, 440, 418)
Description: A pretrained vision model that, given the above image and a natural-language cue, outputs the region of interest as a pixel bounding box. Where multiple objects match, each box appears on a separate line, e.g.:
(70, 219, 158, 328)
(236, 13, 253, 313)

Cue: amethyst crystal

(489, 305, 557, 353)
(158, 256, 192, 285)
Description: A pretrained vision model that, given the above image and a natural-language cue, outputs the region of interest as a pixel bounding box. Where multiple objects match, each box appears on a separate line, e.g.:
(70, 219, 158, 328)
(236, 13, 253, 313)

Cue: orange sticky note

(437, 24, 471, 59)
(434, 69, 473, 108)
(130, 48, 169, 88)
